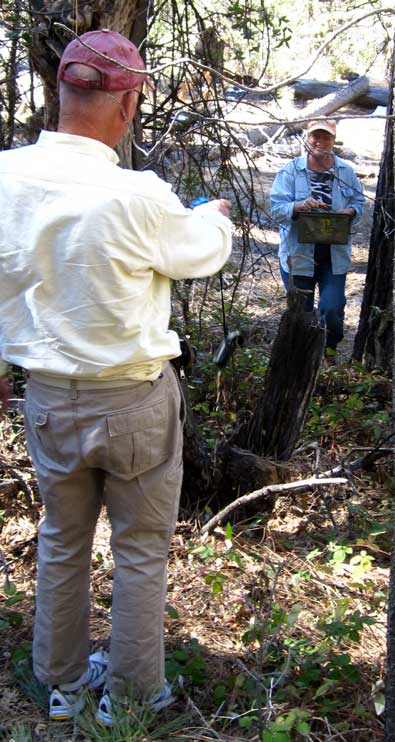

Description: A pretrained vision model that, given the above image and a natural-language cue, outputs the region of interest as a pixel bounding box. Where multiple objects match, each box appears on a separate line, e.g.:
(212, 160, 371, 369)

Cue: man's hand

(0, 375, 11, 415)
(293, 197, 329, 214)
(196, 199, 232, 218)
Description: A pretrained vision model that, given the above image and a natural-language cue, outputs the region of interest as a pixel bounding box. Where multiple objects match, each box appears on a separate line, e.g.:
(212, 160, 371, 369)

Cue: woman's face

(307, 129, 335, 158)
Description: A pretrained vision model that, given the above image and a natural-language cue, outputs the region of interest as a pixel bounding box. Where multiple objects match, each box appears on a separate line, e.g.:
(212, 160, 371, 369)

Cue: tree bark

(352, 40, 394, 371)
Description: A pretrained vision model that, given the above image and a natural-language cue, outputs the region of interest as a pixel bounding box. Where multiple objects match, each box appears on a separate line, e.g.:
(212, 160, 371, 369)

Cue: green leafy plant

(166, 639, 208, 686)
(262, 708, 312, 740)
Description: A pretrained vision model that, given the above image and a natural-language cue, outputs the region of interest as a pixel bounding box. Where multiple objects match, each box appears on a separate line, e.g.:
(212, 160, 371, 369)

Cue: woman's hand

(293, 197, 329, 214)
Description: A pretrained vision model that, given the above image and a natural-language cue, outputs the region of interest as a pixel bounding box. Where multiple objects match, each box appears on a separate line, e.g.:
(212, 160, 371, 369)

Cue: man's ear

(123, 90, 139, 123)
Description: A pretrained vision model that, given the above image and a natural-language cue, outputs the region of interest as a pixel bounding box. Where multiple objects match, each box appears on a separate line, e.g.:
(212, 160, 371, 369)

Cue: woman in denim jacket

(270, 119, 365, 358)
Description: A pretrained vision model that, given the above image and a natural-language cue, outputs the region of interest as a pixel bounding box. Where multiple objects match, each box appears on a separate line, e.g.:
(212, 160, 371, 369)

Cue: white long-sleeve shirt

(0, 131, 232, 380)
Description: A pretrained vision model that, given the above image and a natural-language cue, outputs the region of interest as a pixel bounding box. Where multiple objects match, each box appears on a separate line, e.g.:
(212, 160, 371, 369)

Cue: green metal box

(297, 212, 351, 245)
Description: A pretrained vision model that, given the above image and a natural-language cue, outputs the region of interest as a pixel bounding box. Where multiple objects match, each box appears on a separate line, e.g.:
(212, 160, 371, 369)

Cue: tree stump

(239, 291, 325, 461)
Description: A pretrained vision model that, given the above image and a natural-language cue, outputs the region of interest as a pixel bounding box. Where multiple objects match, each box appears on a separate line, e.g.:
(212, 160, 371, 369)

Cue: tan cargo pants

(24, 363, 184, 699)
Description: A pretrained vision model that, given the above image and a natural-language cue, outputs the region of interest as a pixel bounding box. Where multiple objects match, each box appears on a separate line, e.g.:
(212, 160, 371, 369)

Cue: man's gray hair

(59, 63, 106, 105)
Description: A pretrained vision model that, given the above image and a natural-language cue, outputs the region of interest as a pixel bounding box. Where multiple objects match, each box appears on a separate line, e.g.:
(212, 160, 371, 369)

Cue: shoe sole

(49, 712, 78, 721)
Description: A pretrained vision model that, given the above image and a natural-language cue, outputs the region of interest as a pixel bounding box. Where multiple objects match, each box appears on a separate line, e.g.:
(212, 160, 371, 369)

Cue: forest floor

(0, 100, 393, 741)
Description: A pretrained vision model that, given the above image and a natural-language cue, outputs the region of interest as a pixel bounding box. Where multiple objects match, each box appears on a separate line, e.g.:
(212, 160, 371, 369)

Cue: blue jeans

(280, 257, 346, 350)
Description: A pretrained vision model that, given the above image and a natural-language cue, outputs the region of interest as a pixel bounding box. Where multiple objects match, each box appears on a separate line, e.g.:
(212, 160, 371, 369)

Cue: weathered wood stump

(238, 290, 326, 461)
(181, 290, 326, 514)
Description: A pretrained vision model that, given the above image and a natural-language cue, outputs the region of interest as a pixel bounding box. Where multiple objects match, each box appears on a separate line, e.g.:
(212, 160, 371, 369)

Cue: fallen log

(292, 78, 389, 109)
(266, 77, 369, 144)
(292, 76, 369, 128)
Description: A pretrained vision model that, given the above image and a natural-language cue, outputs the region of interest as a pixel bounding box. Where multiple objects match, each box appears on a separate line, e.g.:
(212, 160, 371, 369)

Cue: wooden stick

(201, 476, 347, 534)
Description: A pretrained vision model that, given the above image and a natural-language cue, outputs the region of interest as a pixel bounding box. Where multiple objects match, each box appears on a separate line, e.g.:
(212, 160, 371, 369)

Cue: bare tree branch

(55, 6, 394, 94)
(201, 476, 347, 535)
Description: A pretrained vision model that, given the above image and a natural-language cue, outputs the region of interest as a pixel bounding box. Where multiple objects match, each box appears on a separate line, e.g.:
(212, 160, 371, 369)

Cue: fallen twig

(201, 477, 347, 534)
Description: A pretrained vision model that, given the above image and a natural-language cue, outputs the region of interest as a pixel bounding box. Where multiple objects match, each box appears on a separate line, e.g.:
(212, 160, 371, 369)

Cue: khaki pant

(24, 364, 184, 699)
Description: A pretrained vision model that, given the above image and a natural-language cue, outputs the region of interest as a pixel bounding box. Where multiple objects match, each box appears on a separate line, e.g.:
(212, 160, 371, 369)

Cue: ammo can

(297, 212, 351, 245)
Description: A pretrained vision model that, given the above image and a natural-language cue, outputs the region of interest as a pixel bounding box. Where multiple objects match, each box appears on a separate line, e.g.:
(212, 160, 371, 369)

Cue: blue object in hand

(191, 196, 209, 208)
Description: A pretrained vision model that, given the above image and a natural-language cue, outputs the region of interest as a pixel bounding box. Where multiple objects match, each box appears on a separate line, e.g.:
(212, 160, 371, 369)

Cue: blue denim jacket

(270, 154, 365, 276)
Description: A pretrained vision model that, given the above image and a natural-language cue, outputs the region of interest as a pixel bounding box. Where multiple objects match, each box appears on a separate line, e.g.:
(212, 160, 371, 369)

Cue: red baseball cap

(57, 29, 149, 92)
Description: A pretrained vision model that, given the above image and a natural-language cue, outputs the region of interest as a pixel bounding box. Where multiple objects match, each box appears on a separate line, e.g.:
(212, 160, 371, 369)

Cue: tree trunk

(292, 78, 389, 109)
(352, 40, 394, 371)
(385, 529, 395, 740)
(28, 0, 148, 167)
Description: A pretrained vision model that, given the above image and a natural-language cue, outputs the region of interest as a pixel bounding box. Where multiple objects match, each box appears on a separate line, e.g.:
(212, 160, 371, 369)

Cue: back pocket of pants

(24, 398, 57, 461)
(106, 396, 169, 477)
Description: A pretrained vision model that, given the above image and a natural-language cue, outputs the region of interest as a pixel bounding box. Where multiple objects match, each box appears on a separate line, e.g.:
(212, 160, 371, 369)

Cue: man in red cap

(0, 30, 232, 724)
(271, 118, 365, 361)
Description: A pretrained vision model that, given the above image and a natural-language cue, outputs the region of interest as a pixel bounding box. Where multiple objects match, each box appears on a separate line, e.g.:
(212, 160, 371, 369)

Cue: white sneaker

(96, 679, 174, 726)
(87, 648, 109, 689)
(49, 648, 109, 720)
(150, 681, 175, 712)
(49, 681, 87, 721)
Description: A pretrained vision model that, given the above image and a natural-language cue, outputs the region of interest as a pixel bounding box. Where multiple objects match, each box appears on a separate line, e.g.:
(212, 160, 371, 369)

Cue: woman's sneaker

(96, 680, 174, 726)
(49, 648, 108, 720)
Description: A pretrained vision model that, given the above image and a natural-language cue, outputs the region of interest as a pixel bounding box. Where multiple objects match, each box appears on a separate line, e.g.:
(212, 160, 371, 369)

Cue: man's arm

(153, 194, 232, 280)
(350, 170, 365, 217)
